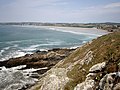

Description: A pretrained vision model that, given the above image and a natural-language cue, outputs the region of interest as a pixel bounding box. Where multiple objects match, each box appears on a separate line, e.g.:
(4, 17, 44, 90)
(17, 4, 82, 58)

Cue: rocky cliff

(29, 32, 120, 90)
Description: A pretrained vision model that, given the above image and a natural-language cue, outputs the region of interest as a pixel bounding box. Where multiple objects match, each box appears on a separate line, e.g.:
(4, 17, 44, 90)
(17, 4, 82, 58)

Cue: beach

(16, 25, 109, 36)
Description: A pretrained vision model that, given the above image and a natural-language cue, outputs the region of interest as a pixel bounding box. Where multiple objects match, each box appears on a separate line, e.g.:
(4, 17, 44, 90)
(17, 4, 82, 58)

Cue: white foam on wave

(67, 41, 88, 49)
(30, 45, 40, 48)
(69, 46, 80, 49)
(4, 46, 10, 50)
(23, 45, 40, 51)
(0, 50, 5, 56)
(5, 38, 46, 45)
(0, 65, 47, 90)
(6, 40, 24, 44)
(0, 45, 18, 54)
(0, 50, 26, 61)
(82, 41, 88, 44)
(5, 39, 36, 44)
(0, 44, 21, 60)
(13, 51, 26, 58)
(22, 41, 62, 52)
(0, 41, 63, 61)
(40, 49, 48, 52)
(0, 46, 11, 56)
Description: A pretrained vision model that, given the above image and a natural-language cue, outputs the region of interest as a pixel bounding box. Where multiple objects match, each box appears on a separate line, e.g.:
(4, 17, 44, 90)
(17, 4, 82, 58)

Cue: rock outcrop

(0, 48, 74, 74)
(29, 32, 120, 90)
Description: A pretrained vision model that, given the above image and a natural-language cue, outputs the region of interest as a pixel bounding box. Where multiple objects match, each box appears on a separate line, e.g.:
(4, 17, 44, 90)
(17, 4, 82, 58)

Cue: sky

(0, 0, 120, 23)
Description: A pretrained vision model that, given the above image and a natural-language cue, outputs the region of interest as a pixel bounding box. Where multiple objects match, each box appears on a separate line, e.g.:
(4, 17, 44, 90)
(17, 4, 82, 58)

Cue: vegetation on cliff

(29, 32, 120, 90)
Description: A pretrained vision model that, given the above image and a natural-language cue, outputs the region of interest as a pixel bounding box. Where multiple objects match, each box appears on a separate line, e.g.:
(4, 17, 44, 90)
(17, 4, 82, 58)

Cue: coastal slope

(29, 32, 120, 90)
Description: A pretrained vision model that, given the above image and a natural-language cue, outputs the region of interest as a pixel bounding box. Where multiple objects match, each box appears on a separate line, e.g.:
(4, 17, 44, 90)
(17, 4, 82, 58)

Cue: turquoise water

(0, 25, 103, 61)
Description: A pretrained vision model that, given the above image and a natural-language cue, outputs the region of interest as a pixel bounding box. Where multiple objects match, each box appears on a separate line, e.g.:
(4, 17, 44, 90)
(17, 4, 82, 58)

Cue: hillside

(29, 32, 120, 90)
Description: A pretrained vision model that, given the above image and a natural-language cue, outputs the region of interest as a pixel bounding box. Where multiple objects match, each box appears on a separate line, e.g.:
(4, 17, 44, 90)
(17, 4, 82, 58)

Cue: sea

(0, 25, 108, 61)
(0, 25, 108, 90)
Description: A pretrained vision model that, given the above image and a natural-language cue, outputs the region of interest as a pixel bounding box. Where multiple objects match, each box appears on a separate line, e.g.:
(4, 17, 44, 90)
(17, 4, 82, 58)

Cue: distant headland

(0, 22, 120, 32)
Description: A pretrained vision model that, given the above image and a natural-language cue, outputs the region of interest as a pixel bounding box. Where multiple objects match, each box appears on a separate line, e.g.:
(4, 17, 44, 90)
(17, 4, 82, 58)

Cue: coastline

(12, 25, 109, 36)
(0, 25, 109, 62)
(0, 25, 111, 90)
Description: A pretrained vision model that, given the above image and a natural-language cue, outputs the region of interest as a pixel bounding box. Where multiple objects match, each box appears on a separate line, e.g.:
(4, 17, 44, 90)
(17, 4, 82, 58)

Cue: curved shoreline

(12, 25, 109, 36)
(0, 25, 109, 62)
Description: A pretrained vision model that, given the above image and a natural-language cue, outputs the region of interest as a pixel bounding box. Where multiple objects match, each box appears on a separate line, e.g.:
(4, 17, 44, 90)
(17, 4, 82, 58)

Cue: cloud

(2, 0, 67, 8)
(0, 0, 120, 22)
(104, 2, 120, 8)
(60, 2, 120, 22)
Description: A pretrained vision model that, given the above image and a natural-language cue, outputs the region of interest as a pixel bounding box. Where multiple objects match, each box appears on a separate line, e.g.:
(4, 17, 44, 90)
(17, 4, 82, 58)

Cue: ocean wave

(4, 39, 44, 45)
(82, 41, 88, 44)
(22, 44, 40, 51)
(4, 46, 10, 50)
(3, 39, 47, 47)
(69, 46, 80, 49)
(0, 50, 26, 61)
(39, 49, 48, 51)
(5, 39, 33, 44)
(0, 50, 5, 56)
(22, 42, 62, 52)
(0, 41, 63, 61)
(0, 46, 11, 56)
(0, 45, 18, 56)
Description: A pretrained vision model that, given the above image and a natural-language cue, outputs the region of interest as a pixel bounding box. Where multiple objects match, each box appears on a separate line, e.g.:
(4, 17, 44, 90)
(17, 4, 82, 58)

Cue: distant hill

(29, 32, 120, 90)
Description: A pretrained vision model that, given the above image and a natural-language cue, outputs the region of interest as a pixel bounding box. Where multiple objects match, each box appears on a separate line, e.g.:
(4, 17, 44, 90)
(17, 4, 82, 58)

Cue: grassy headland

(29, 32, 120, 90)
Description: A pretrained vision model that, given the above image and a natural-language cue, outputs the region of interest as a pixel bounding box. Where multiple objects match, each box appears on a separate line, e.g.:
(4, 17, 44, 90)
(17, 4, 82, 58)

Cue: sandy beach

(17, 25, 109, 36)
(41, 26, 109, 35)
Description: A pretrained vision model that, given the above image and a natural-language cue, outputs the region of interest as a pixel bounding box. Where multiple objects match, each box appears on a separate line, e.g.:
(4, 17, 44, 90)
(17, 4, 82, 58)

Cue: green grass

(56, 32, 120, 89)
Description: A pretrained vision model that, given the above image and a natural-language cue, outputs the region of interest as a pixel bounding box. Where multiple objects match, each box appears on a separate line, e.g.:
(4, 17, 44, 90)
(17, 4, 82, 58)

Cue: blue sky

(0, 0, 120, 23)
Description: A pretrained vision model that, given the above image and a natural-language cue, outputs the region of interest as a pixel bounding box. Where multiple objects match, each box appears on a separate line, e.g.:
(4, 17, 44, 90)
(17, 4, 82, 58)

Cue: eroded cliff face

(29, 32, 120, 90)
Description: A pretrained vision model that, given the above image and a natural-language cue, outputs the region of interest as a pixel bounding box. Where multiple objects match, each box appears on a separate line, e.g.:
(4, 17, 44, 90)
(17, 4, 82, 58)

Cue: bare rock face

(99, 72, 120, 90)
(89, 62, 106, 73)
(30, 68, 69, 90)
(74, 62, 106, 90)
(29, 49, 95, 90)
(74, 62, 120, 90)
(74, 79, 95, 90)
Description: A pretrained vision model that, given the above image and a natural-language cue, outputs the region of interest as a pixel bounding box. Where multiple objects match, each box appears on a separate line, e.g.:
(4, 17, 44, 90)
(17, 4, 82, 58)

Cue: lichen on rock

(30, 68, 69, 90)
(99, 72, 120, 90)
(89, 62, 106, 73)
